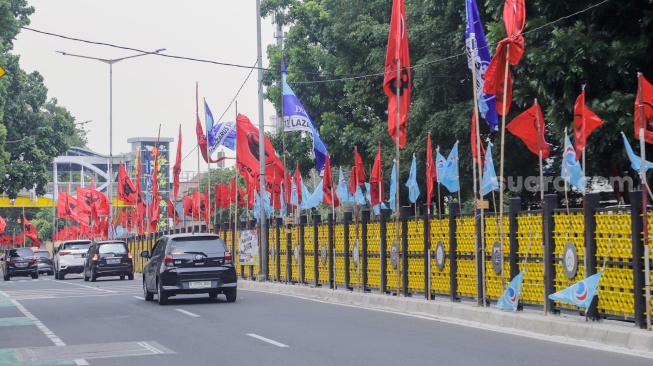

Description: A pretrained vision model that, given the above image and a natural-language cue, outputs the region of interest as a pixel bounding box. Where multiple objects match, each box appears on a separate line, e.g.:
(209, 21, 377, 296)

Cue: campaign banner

(238, 229, 259, 265)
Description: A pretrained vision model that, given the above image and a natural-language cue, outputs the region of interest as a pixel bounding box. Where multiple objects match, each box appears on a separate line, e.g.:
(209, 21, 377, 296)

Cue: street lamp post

(56, 48, 165, 233)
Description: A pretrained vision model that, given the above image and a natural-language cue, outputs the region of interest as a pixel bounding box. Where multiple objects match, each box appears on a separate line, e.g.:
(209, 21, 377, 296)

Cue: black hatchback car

(33, 249, 54, 276)
(83, 240, 134, 282)
(141, 233, 237, 305)
(3, 248, 38, 280)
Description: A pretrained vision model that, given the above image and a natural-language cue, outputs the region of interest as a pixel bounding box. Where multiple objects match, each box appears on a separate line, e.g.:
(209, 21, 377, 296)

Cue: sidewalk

(238, 279, 653, 358)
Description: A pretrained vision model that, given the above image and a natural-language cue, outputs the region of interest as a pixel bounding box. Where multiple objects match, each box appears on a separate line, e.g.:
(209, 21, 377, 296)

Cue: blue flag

(282, 60, 329, 174)
(561, 133, 586, 191)
(465, 0, 499, 132)
(262, 190, 273, 218)
(336, 166, 353, 203)
(406, 154, 420, 203)
(253, 191, 261, 222)
(301, 179, 324, 210)
(622, 132, 653, 173)
(389, 160, 397, 211)
(205, 101, 236, 153)
(291, 179, 300, 207)
(353, 184, 366, 205)
(280, 182, 286, 216)
(441, 142, 460, 193)
(481, 142, 499, 196)
(435, 148, 446, 184)
(496, 270, 525, 311)
(548, 270, 604, 309)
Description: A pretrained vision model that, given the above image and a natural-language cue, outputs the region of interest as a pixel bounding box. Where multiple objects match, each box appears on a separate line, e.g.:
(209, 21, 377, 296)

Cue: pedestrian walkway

(239, 280, 653, 358)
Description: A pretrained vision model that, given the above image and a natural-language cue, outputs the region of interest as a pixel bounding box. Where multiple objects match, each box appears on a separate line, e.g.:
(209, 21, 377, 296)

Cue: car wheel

(83, 270, 89, 282)
(128, 273, 134, 280)
(208, 292, 218, 299)
(31, 273, 38, 280)
(225, 288, 237, 303)
(120, 275, 125, 280)
(157, 279, 168, 305)
(54, 270, 58, 280)
(143, 280, 153, 301)
(58, 272, 65, 280)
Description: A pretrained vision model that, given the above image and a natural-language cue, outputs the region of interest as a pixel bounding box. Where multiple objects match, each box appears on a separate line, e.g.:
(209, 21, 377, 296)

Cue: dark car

(3, 248, 38, 280)
(141, 233, 237, 305)
(33, 249, 54, 275)
(83, 240, 134, 282)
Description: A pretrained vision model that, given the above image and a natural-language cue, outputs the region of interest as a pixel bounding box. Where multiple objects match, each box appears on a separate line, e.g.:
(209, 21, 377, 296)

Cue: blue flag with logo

(548, 270, 604, 309)
(622, 132, 653, 173)
(353, 184, 366, 205)
(290, 179, 300, 207)
(336, 166, 353, 203)
(206, 101, 236, 153)
(465, 0, 498, 132)
(406, 154, 420, 203)
(435, 148, 446, 184)
(496, 270, 526, 311)
(282, 60, 329, 174)
(561, 133, 586, 191)
(481, 142, 499, 196)
(253, 191, 261, 222)
(442, 142, 460, 193)
(301, 179, 324, 210)
(389, 160, 397, 211)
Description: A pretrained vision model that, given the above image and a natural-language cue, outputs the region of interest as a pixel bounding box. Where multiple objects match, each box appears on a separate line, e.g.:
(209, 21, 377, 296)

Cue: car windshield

(169, 237, 226, 255)
(9, 248, 34, 258)
(34, 251, 50, 258)
(99, 243, 127, 254)
(63, 243, 91, 250)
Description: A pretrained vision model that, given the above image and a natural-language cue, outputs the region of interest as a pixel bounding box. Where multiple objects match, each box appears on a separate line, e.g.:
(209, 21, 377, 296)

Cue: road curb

(239, 280, 653, 354)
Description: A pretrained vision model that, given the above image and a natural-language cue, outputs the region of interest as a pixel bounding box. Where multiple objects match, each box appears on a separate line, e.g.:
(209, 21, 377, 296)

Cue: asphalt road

(0, 273, 650, 366)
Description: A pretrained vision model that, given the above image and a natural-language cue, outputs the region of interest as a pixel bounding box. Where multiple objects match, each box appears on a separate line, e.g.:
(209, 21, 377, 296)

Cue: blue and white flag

(205, 101, 236, 153)
(548, 270, 604, 309)
(496, 270, 525, 311)
(280, 182, 286, 216)
(301, 179, 324, 210)
(442, 142, 460, 193)
(465, 0, 499, 132)
(253, 190, 272, 222)
(435, 148, 446, 184)
(262, 190, 273, 218)
(561, 132, 586, 191)
(336, 166, 353, 203)
(406, 154, 420, 203)
(253, 191, 261, 222)
(291, 179, 300, 207)
(282, 60, 329, 174)
(622, 132, 653, 173)
(481, 142, 499, 196)
(389, 160, 397, 211)
(353, 184, 366, 205)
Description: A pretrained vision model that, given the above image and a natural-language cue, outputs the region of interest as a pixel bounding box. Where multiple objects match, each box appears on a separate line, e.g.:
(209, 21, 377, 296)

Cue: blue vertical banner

(561, 131, 586, 191)
(336, 166, 352, 203)
(406, 154, 420, 203)
(441, 142, 460, 193)
(465, 0, 499, 131)
(282, 60, 329, 174)
(389, 160, 397, 211)
(481, 142, 499, 196)
(436, 148, 446, 184)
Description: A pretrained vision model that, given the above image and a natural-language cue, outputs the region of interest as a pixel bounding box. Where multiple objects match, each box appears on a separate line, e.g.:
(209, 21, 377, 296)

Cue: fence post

(423, 205, 430, 300)
(240, 221, 247, 279)
(286, 218, 292, 283)
(584, 193, 600, 319)
(475, 207, 485, 304)
(328, 213, 335, 289)
(313, 214, 321, 287)
(543, 194, 558, 313)
(275, 217, 282, 282)
(361, 210, 370, 292)
(508, 197, 521, 280)
(380, 208, 391, 294)
(299, 215, 307, 285)
(449, 201, 460, 302)
(401, 206, 411, 296)
(630, 190, 646, 328)
(344, 211, 352, 290)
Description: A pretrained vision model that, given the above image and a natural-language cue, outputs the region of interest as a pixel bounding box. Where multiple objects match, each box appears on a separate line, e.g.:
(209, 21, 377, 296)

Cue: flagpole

(355, 150, 361, 293)
(637, 72, 652, 330)
(580, 85, 589, 278)
(204, 98, 212, 233)
(471, 46, 486, 307)
(331, 186, 336, 290)
(394, 58, 402, 298)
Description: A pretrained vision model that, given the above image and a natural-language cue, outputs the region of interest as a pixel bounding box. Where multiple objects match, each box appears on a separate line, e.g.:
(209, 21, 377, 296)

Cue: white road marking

(175, 309, 199, 318)
(139, 341, 164, 354)
(75, 359, 89, 365)
(246, 334, 289, 348)
(52, 280, 117, 293)
(133, 296, 145, 300)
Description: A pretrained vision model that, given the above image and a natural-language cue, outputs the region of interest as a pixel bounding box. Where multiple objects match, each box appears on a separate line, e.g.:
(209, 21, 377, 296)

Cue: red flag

(384, 0, 411, 148)
(76, 187, 93, 216)
(183, 196, 195, 218)
(23, 217, 41, 247)
(134, 156, 146, 235)
(192, 190, 201, 221)
(173, 125, 182, 200)
(117, 162, 137, 205)
(246, 174, 256, 209)
(149, 127, 161, 232)
(294, 162, 302, 205)
(470, 113, 486, 168)
(483, 0, 526, 115)
(370, 144, 384, 207)
(0, 216, 5, 234)
(573, 89, 602, 159)
(168, 198, 180, 225)
(634, 73, 653, 144)
(237, 186, 247, 208)
(57, 191, 77, 221)
(426, 134, 436, 209)
(195, 83, 225, 164)
(348, 166, 358, 196)
(354, 146, 366, 185)
(230, 178, 237, 206)
(322, 154, 340, 208)
(506, 101, 550, 159)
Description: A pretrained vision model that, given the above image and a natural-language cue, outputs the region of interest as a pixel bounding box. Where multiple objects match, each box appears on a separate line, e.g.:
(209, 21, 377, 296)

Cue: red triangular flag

(634, 73, 653, 144)
(506, 101, 550, 159)
(173, 125, 182, 200)
(322, 154, 340, 208)
(573, 89, 602, 159)
(370, 144, 384, 207)
(426, 134, 436, 208)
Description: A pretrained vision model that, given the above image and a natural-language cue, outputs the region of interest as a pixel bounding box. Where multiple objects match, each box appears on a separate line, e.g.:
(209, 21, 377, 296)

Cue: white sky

(13, 0, 279, 176)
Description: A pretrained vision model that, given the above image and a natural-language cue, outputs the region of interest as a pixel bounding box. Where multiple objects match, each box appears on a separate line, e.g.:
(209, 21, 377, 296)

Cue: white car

(54, 240, 92, 280)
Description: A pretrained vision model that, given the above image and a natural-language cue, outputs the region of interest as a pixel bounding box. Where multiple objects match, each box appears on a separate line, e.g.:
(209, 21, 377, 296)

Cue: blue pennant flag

(436, 148, 446, 184)
(496, 270, 526, 311)
(465, 0, 499, 132)
(406, 154, 420, 204)
(561, 132, 586, 191)
(205, 101, 236, 153)
(389, 160, 397, 211)
(442, 142, 460, 193)
(548, 270, 604, 309)
(481, 142, 499, 196)
(301, 179, 324, 210)
(282, 60, 329, 174)
(622, 132, 653, 173)
(336, 166, 353, 203)
(353, 184, 366, 205)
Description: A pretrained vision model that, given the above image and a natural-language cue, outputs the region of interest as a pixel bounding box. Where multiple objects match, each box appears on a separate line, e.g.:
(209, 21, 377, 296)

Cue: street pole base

(256, 274, 267, 282)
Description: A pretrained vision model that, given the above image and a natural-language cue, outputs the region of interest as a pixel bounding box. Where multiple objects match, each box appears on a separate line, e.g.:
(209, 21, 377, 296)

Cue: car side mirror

(140, 251, 150, 259)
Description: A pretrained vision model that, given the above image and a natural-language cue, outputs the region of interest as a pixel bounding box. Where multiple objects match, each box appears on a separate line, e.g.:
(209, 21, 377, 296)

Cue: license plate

(107, 259, 120, 264)
(188, 281, 212, 289)
(74, 254, 82, 258)
(16, 263, 27, 267)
